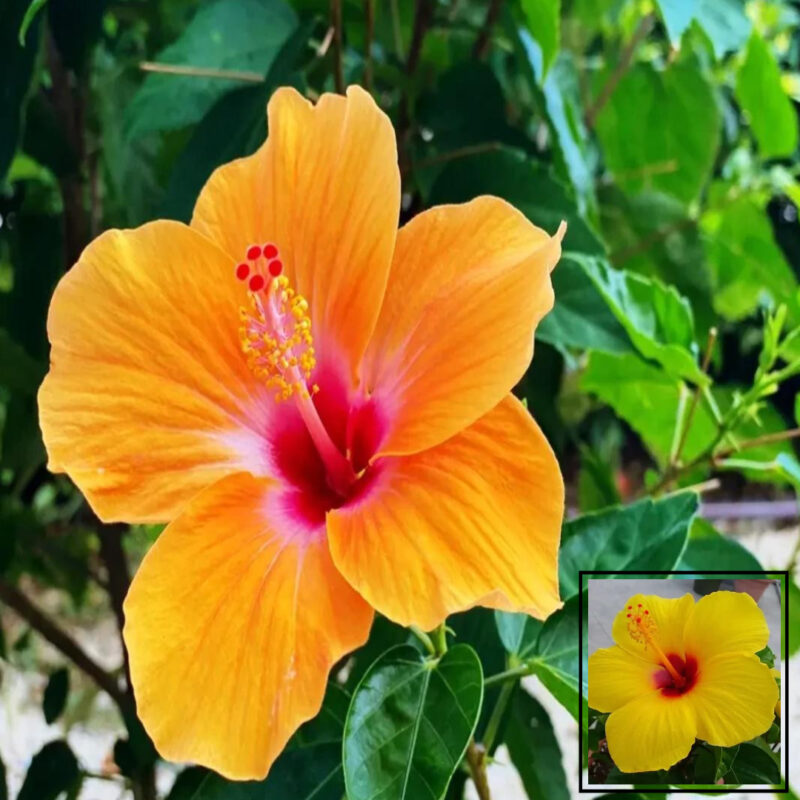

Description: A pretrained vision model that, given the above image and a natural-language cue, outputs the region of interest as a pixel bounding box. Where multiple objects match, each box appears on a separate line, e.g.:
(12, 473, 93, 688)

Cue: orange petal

(191, 86, 400, 379)
(39, 221, 278, 523)
(683, 590, 769, 661)
(123, 472, 372, 780)
(360, 198, 563, 458)
(327, 395, 563, 630)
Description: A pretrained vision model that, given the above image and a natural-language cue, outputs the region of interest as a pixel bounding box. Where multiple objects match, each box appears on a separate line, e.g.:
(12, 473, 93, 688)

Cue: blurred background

(1, 0, 799, 798)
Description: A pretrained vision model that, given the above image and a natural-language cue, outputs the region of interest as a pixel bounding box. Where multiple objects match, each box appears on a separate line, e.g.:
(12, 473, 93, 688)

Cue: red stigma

(247, 244, 262, 260)
(248, 274, 266, 292)
(638, 604, 642, 607)
(264, 243, 279, 260)
(627, 614, 631, 618)
(268, 259, 283, 277)
(645, 610, 649, 614)
(636, 617, 641, 623)
(628, 606, 632, 609)
(235, 263, 250, 281)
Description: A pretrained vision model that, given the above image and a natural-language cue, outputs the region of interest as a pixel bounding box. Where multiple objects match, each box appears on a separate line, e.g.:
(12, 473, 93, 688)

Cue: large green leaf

(694, 0, 751, 60)
(654, 0, 696, 45)
(678, 518, 763, 571)
(17, 740, 81, 800)
(42, 667, 69, 724)
(702, 195, 799, 321)
(0, 328, 45, 394)
(505, 689, 570, 800)
(729, 743, 781, 784)
(343, 644, 483, 800)
(579, 256, 705, 384)
(124, 0, 297, 137)
(494, 611, 543, 659)
(558, 494, 698, 599)
(538, 257, 633, 355)
(520, 0, 561, 78)
(581, 351, 794, 469)
(595, 56, 720, 205)
(736, 32, 798, 159)
(428, 148, 604, 256)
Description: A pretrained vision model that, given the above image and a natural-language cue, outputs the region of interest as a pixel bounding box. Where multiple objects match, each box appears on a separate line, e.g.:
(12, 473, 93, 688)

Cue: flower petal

(327, 394, 563, 630)
(39, 221, 276, 522)
(612, 593, 694, 664)
(123, 472, 372, 780)
(688, 653, 777, 747)
(588, 645, 661, 713)
(683, 590, 769, 661)
(191, 86, 400, 379)
(361, 197, 563, 458)
(605, 691, 696, 773)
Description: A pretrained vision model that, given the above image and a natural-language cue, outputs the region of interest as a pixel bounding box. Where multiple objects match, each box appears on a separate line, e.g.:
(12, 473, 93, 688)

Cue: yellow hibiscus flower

(38, 86, 566, 779)
(588, 590, 778, 774)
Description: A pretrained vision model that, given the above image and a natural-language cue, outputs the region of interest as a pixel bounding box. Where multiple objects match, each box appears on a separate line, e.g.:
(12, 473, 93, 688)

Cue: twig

(472, 0, 504, 59)
(139, 61, 265, 83)
(671, 327, 718, 469)
(407, 0, 434, 75)
(466, 740, 492, 800)
(714, 427, 800, 460)
(402, 141, 504, 175)
(611, 216, 696, 265)
(331, 0, 345, 93)
(584, 13, 655, 129)
(390, 0, 404, 59)
(0, 579, 127, 710)
(482, 678, 515, 753)
(483, 663, 531, 687)
(409, 625, 436, 656)
(364, 0, 374, 91)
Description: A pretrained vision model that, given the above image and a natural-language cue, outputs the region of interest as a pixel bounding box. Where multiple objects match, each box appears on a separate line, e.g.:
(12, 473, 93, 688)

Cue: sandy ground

(1, 525, 798, 800)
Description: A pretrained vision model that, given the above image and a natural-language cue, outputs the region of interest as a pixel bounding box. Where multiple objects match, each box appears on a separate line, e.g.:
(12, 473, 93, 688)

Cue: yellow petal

(588, 645, 661, 713)
(39, 222, 274, 523)
(605, 692, 696, 773)
(683, 590, 769, 661)
(361, 198, 563, 458)
(612, 593, 694, 665)
(123, 472, 373, 779)
(191, 86, 400, 380)
(689, 653, 778, 747)
(328, 395, 563, 630)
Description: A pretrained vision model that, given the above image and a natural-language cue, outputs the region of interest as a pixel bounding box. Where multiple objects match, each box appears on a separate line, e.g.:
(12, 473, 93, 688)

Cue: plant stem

(714, 427, 800, 460)
(584, 13, 654, 129)
(409, 625, 436, 656)
(466, 739, 492, 800)
(482, 678, 516, 753)
(139, 61, 265, 82)
(483, 662, 532, 687)
(433, 622, 448, 656)
(0, 579, 127, 710)
(331, 0, 344, 93)
(472, 0, 504, 59)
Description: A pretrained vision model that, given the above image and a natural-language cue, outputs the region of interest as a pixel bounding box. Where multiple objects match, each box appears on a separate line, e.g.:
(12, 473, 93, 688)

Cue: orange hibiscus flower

(38, 86, 565, 779)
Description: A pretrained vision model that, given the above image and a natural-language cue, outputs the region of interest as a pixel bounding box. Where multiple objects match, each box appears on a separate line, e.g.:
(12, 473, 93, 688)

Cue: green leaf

(343, 644, 483, 800)
(124, 0, 297, 137)
(789, 577, 800, 658)
(494, 611, 543, 659)
(529, 595, 587, 720)
(505, 689, 569, 800)
(693, 744, 720, 784)
(537, 256, 634, 356)
(735, 32, 798, 159)
(520, 0, 561, 78)
(756, 645, 775, 669)
(694, 0, 751, 60)
(579, 256, 705, 384)
(18, 740, 80, 800)
(595, 56, 720, 205)
(1, 0, 41, 180)
(161, 22, 310, 222)
(43, 667, 69, 724)
(428, 148, 604, 256)
(0, 329, 45, 394)
(165, 767, 207, 800)
(678, 518, 763, 571)
(731, 742, 781, 784)
(703, 195, 799, 323)
(0, 753, 6, 800)
(17, 0, 48, 45)
(654, 0, 696, 45)
(558, 494, 698, 599)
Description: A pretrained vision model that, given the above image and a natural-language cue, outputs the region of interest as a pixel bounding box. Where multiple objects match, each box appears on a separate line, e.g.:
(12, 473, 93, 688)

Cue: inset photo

(584, 575, 785, 791)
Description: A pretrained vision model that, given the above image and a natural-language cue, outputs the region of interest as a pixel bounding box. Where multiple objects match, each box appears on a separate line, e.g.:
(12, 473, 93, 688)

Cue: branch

(472, 0, 504, 59)
(584, 13, 655, 129)
(139, 61, 265, 83)
(466, 740, 492, 800)
(0, 579, 127, 710)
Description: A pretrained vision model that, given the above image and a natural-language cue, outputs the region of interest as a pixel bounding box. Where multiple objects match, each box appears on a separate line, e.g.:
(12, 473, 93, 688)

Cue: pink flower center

(653, 654, 699, 697)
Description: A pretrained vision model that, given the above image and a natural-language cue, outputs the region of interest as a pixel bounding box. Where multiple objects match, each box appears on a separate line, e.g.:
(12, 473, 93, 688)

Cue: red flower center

(653, 654, 699, 697)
